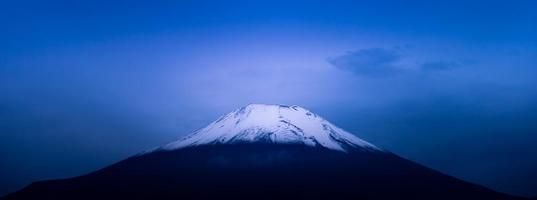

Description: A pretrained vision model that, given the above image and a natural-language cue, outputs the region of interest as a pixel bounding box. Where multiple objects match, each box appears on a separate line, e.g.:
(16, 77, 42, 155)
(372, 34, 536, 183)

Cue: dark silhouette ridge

(2, 144, 526, 200)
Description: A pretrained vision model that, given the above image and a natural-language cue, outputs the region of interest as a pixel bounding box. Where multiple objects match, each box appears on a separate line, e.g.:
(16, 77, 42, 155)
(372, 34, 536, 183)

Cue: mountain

(156, 104, 381, 152)
(2, 104, 526, 200)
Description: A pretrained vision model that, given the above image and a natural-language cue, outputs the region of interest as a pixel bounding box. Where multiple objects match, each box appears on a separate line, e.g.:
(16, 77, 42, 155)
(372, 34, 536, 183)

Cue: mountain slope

(3, 144, 523, 200)
(2, 104, 526, 200)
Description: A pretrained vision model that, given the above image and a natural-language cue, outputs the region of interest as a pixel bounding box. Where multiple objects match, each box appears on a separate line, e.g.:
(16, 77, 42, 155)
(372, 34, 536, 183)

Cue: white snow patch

(156, 104, 383, 153)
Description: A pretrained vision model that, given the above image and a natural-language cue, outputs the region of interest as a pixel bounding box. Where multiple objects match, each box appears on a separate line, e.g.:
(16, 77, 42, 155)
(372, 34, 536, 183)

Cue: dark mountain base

(3, 144, 524, 200)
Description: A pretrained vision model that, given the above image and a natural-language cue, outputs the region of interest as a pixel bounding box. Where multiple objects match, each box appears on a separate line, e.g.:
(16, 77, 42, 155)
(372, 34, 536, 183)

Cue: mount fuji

(2, 104, 526, 200)
(157, 104, 381, 152)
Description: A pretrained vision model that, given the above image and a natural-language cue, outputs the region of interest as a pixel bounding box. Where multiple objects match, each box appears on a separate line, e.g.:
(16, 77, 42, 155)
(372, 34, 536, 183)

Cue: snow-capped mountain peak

(159, 104, 382, 152)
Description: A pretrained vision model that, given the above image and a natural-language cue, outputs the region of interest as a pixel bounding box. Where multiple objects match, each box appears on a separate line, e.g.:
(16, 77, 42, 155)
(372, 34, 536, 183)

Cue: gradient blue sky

(1, 0, 536, 197)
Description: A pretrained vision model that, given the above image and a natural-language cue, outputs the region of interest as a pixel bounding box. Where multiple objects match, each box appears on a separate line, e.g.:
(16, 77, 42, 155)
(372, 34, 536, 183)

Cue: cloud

(330, 47, 480, 76)
(420, 61, 458, 71)
(327, 48, 402, 77)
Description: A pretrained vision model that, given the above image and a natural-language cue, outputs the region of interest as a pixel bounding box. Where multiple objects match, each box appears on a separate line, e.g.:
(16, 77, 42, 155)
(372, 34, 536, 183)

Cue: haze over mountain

(2, 104, 526, 200)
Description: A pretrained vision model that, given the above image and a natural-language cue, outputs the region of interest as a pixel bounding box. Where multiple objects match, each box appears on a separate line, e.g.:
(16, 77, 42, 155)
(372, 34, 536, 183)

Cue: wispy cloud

(327, 48, 402, 77)
(420, 61, 458, 71)
(329, 47, 477, 77)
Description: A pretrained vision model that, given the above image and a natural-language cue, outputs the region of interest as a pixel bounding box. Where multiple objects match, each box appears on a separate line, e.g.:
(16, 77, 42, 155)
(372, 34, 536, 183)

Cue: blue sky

(1, 0, 536, 197)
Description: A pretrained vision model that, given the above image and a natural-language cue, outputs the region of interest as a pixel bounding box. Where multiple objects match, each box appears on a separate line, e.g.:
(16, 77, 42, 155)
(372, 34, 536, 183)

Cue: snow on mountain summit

(160, 104, 382, 152)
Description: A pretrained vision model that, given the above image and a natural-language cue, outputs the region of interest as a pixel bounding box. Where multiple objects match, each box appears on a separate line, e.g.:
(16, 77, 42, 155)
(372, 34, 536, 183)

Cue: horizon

(1, 0, 536, 198)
